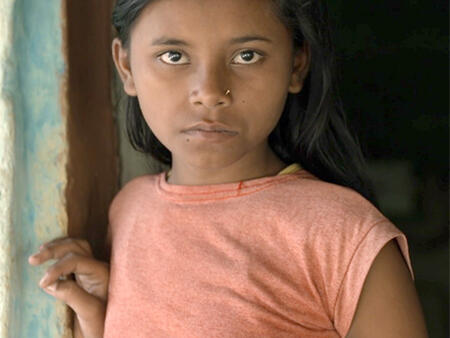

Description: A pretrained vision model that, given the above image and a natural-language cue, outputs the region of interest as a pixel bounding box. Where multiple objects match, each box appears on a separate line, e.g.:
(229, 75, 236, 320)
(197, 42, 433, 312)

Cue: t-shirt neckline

(156, 164, 305, 203)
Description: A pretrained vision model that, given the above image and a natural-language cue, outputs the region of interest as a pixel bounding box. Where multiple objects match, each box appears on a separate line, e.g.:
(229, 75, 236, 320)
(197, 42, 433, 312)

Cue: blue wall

(7, 0, 68, 336)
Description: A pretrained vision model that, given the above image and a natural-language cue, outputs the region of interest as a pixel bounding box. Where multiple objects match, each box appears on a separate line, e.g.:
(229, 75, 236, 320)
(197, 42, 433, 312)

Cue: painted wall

(1, 0, 70, 337)
(0, 1, 15, 336)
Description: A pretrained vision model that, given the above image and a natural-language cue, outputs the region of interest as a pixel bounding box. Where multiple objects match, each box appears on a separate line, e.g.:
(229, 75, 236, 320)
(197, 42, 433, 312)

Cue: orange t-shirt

(103, 166, 414, 338)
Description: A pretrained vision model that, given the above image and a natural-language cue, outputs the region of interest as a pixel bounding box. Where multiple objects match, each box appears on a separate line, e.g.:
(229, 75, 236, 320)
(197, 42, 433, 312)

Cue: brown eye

(159, 51, 189, 65)
(232, 50, 263, 65)
(241, 51, 254, 61)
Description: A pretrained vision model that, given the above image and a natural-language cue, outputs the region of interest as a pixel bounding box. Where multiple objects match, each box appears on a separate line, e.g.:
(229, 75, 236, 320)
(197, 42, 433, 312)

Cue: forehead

(132, 0, 291, 46)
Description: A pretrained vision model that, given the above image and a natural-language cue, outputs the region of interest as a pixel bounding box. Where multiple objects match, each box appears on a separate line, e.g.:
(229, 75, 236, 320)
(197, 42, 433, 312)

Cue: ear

(112, 38, 137, 96)
(288, 42, 311, 94)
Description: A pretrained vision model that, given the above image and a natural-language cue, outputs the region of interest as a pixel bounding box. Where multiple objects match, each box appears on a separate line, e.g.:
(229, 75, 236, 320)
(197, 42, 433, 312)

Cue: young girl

(28, 0, 429, 337)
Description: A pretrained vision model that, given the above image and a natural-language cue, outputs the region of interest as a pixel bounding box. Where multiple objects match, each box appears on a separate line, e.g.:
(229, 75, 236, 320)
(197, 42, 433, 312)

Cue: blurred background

(328, 1, 449, 336)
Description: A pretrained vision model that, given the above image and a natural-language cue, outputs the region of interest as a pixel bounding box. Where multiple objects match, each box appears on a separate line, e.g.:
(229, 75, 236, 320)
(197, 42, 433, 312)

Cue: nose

(189, 63, 232, 109)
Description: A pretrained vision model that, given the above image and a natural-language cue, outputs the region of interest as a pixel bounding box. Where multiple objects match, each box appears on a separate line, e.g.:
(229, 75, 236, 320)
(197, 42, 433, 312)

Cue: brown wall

(65, 0, 118, 262)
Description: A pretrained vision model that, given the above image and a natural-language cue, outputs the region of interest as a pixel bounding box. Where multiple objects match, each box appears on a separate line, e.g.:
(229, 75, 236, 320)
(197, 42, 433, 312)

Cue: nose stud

(225, 89, 231, 96)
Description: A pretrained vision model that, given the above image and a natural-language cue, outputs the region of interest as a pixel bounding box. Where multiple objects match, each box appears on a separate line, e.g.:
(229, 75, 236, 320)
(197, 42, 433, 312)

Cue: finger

(42, 237, 93, 256)
(28, 238, 92, 265)
(43, 280, 106, 321)
(39, 253, 108, 289)
(43, 237, 92, 254)
(29, 237, 80, 264)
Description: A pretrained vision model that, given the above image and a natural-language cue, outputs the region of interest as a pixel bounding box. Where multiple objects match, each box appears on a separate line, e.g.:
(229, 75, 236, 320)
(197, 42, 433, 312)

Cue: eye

(158, 51, 189, 65)
(232, 50, 264, 65)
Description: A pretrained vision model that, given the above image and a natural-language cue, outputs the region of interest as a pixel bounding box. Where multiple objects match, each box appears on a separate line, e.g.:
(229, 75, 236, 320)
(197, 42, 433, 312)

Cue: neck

(168, 145, 286, 186)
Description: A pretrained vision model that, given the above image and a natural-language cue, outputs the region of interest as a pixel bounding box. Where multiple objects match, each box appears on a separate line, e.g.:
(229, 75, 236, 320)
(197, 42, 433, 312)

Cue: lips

(182, 122, 238, 135)
(181, 122, 238, 142)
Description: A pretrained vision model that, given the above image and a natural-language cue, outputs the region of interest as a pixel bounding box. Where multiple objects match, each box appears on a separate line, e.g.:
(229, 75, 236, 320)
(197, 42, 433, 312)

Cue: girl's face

(113, 0, 309, 183)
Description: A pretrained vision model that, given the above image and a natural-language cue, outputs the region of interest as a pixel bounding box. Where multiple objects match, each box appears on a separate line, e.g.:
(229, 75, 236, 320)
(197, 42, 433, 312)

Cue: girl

(29, 0, 429, 337)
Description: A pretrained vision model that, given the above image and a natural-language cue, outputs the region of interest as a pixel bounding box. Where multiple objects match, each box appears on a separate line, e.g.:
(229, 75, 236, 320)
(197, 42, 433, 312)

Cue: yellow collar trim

(277, 163, 302, 176)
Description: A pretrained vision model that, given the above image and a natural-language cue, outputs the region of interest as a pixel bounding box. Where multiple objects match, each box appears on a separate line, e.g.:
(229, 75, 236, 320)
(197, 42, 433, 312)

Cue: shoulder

(283, 172, 399, 261)
(280, 170, 369, 202)
(278, 171, 382, 225)
(272, 172, 400, 269)
(106, 174, 159, 256)
(286, 172, 409, 262)
(108, 173, 160, 226)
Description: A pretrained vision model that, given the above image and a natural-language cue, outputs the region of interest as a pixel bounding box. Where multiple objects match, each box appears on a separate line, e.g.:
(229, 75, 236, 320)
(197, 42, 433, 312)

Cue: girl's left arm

(346, 240, 429, 338)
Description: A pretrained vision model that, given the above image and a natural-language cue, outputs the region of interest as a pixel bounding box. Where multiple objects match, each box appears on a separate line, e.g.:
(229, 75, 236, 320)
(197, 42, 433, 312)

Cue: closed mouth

(182, 123, 238, 135)
(186, 128, 237, 134)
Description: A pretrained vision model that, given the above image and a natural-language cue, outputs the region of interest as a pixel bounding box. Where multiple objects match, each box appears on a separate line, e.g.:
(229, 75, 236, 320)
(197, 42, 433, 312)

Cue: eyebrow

(231, 35, 272, 44)
(151, 35, 273, 46)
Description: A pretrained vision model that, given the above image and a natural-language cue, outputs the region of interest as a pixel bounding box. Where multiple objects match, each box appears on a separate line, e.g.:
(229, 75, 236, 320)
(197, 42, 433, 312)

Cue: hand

(28, 237, 110, 338)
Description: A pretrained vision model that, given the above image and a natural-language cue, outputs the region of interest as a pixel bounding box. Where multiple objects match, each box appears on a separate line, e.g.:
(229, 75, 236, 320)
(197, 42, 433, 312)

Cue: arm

(346, 240, 428, 338)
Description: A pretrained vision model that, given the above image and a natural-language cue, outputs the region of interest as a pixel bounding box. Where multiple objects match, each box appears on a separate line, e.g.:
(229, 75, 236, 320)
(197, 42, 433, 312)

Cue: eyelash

(157, 49, 265, 66)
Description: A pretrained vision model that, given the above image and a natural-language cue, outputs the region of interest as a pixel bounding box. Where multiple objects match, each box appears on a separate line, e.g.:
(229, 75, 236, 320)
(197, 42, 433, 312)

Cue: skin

(28, 237, 109, 338)
(27, 0, 428, 337)
(112, 0, 310, 185)
(346, 240, 429, 338)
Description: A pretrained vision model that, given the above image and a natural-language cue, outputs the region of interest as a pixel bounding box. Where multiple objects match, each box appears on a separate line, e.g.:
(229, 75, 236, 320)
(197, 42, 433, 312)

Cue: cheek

(242, 87, 288, 143)
(134, 90, 185, 152)
(136, 101, 163, 136)
(133, 87, 172, 145)
(131, 61, 185, 136)
(241, 59, 291, 105)
(242, 70, 289, 124)
(131, 52, 186, 100)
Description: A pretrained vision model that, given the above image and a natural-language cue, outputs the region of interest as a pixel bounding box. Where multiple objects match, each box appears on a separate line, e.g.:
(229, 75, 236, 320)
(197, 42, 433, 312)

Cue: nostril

(190, 88, 232, 108)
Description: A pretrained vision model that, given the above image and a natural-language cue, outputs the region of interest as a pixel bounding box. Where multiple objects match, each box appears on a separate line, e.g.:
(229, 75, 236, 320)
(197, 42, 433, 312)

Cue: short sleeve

(108, 175, 154, 239)
(333, 221, 414, 337)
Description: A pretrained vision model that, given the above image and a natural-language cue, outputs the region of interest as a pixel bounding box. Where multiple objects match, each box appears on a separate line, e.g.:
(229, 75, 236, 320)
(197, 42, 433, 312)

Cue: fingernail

(45, 283, 57, 292)
(39, 273, 49, 287)
(28, 255, 37, 264)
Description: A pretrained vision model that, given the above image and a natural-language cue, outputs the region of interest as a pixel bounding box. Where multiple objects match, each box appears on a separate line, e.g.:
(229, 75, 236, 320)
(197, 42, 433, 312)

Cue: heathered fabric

(103, 166, 414, 338)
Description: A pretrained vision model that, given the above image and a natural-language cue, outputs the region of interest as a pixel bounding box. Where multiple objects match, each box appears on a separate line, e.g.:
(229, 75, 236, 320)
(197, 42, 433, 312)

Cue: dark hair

(112, 0, 378, 206)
